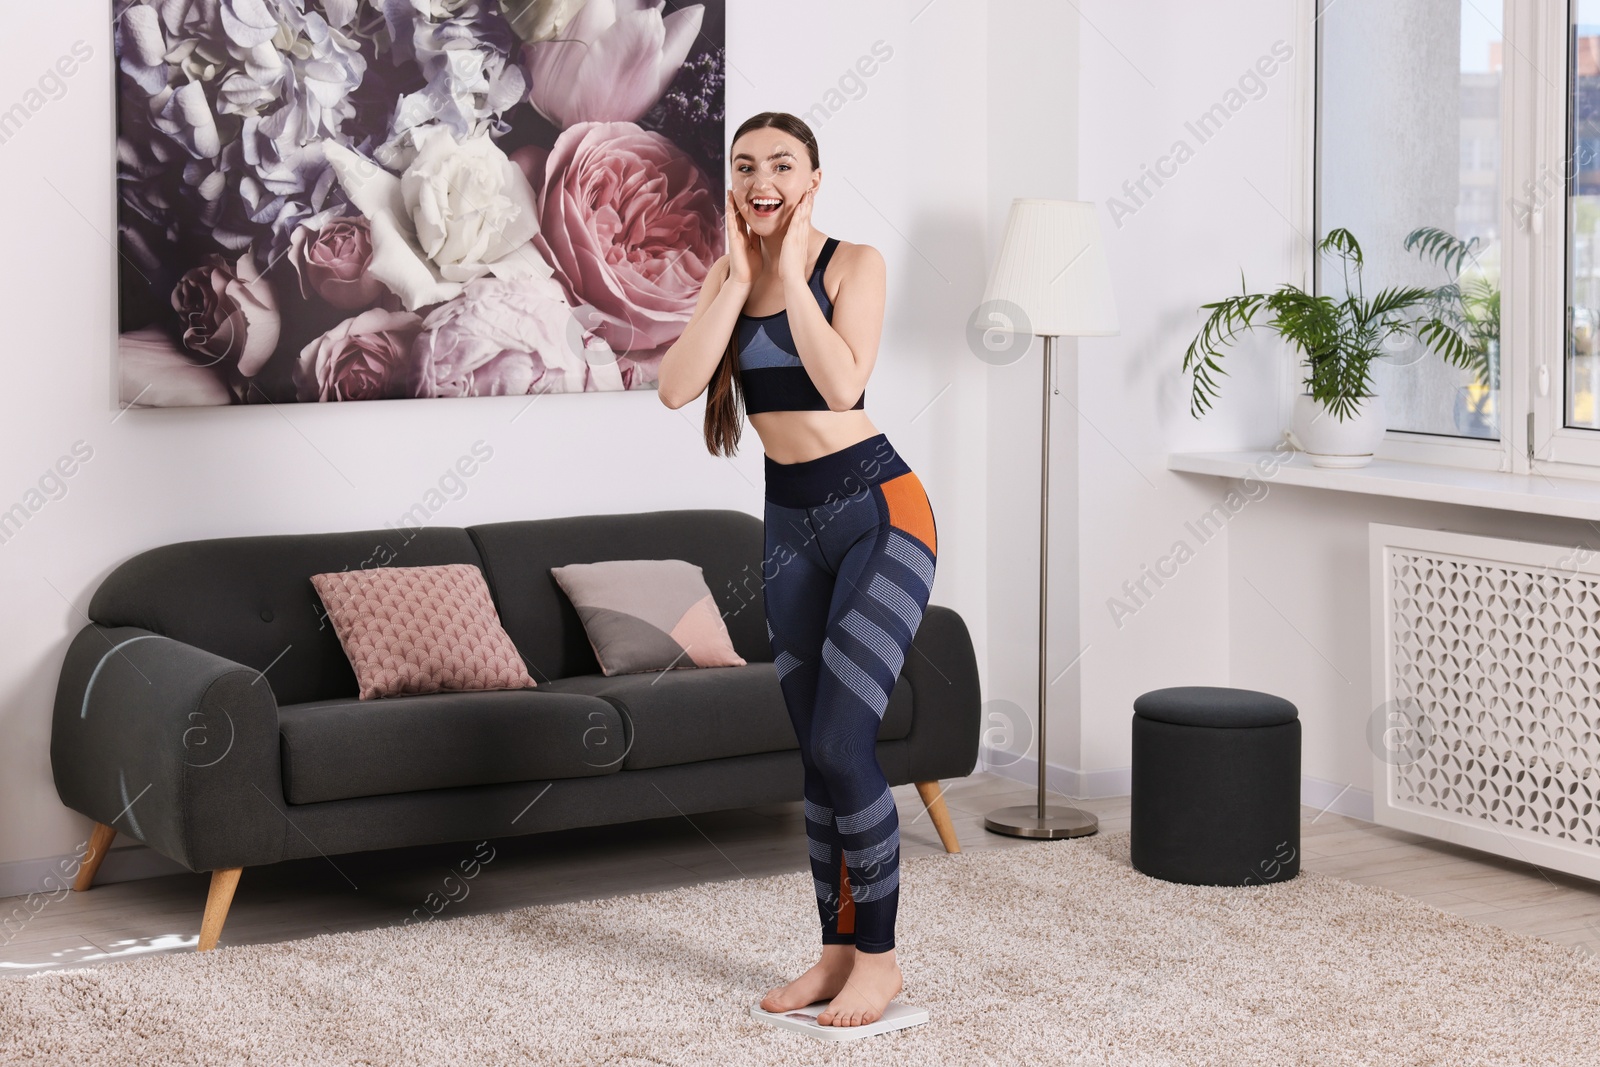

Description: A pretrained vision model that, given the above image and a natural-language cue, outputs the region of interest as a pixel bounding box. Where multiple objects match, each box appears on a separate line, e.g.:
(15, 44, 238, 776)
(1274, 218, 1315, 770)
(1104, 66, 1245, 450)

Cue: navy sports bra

(735, 236, 866, 415)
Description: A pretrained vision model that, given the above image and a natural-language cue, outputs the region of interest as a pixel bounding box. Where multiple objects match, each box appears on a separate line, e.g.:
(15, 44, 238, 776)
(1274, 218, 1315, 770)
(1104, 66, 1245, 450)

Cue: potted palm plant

(1182, 228, 1481, 468)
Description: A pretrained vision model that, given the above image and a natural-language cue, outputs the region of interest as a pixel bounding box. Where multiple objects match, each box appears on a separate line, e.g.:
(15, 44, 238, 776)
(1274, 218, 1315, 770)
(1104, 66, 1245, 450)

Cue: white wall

(1070, 0, 1303, 783)
(0, 1, 993, 888)
(983, 2, 1085, 783)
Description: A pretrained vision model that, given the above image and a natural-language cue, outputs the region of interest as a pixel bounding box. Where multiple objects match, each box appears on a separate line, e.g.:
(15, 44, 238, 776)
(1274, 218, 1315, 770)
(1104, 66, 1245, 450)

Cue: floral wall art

(114, 0, 725, 407)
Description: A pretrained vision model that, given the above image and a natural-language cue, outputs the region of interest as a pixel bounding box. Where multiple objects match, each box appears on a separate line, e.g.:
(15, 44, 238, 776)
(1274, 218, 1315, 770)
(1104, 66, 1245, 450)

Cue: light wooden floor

(5, 771, 1600, 975)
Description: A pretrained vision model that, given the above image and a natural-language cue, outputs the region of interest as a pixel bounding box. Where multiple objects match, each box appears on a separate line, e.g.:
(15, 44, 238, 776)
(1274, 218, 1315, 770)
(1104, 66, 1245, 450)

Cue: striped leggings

(761, 433, 938, 954)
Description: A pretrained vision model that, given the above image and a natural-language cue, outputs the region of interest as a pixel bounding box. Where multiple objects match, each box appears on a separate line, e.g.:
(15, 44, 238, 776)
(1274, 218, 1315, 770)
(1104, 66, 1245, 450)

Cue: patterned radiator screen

(1369, 523, 1600, 882)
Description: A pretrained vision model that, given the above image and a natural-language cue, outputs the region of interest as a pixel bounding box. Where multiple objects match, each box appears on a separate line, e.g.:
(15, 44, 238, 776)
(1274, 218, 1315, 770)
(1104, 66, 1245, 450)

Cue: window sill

(1166, 451, 1600, 522)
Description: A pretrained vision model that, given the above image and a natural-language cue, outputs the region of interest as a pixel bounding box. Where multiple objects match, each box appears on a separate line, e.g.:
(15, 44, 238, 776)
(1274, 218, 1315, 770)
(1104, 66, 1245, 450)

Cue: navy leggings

(761, 433, 938, 954)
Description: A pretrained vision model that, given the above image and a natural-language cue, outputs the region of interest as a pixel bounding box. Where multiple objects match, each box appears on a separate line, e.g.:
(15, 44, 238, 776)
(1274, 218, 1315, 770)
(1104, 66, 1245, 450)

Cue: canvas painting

(113, 0, 725, 407)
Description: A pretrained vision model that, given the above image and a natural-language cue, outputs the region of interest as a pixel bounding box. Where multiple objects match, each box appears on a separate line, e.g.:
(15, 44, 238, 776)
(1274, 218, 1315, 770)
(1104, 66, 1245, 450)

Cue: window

(1312, 0, 1600, 478)
(1569, 2, 1600, 430)
(1317, 1, 1503, 450)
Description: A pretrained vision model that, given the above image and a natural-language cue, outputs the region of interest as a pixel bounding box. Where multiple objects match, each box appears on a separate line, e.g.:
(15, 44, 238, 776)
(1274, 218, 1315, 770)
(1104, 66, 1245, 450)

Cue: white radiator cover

(1369, 523, 1600, 882)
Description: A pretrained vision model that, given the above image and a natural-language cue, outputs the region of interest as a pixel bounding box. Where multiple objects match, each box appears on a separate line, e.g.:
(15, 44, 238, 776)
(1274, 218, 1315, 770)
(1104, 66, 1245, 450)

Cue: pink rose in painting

(170, 252, 281, 377)
(294, 309, 424, 402)
(411, 276, 620, 398)
(532, 121, 722, 382)
(291, 217, 387, 310)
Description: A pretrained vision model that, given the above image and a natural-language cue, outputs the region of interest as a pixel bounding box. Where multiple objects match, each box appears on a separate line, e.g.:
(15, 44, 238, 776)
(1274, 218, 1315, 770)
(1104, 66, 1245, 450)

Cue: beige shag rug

(4, 829, 1600, 1066)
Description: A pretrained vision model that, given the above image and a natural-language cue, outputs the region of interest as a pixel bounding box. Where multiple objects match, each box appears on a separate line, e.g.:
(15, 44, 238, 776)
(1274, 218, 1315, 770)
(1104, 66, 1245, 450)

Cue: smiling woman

(656, 111, 937, 1032)
(657, 111, 887, 464)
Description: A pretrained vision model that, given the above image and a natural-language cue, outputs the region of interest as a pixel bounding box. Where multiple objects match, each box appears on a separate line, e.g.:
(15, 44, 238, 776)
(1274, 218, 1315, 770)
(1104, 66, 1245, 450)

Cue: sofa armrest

(50, 624, 288, 872)
(900, 605, 982, 781)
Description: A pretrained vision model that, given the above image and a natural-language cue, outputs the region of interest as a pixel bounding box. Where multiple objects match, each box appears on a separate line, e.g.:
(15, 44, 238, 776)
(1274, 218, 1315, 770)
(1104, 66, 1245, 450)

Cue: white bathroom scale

(749, 998, 929, 1041)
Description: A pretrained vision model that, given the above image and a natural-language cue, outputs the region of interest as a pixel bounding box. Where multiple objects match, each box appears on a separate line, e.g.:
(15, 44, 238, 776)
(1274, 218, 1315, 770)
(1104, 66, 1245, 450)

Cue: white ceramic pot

(1290, 393, 1385, 468)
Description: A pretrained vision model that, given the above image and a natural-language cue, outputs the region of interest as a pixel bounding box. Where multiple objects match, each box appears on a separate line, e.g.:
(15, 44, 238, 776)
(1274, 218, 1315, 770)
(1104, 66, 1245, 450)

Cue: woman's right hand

(726, 189, 761, 287)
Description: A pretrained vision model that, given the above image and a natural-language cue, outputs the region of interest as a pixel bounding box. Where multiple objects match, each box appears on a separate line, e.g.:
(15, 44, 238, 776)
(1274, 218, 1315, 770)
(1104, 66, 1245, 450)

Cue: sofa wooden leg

(198, 867, 243, 952)
(73, 823, 117, 891)
(915, 781, 961, 853)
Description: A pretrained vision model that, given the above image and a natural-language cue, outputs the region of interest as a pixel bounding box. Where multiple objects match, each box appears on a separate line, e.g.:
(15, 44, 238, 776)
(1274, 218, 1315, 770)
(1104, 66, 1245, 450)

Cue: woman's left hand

(778, 188, 815, 285)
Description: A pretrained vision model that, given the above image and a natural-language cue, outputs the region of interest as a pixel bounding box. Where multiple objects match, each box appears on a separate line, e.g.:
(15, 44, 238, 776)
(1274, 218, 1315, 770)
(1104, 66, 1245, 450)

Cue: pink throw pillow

(310, 563, 537, 700)
(549, 559, 747, 676)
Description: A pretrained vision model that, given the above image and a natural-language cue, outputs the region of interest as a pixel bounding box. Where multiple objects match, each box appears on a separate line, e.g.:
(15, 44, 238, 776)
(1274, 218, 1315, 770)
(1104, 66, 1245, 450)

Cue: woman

(658, 112, 939, 1029)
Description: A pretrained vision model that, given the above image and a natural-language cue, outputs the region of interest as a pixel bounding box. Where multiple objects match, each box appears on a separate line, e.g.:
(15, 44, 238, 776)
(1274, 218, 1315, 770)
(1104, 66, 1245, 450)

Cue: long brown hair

(704, 111, 822, 457)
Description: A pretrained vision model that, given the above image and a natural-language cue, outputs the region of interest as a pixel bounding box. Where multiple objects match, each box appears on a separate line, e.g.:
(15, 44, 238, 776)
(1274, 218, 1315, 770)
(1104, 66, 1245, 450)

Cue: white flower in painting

(213, 3, 367, 146)
(401, 124, 534, 282)
(524, 0, 704, 128)
(323, 123, 554, 310)
(377, 0, 529, 161)
(116, 0, 367, 258)
(499, 0, 589, 43)
(119, 326, 234, 408)
(117, 4, 173, 94)
(411, 275, 622, 398)
(150, 80, 223, 159)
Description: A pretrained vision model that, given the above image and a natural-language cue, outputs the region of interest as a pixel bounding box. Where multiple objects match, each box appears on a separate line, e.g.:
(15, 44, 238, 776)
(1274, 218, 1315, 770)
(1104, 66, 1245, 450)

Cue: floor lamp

(979, 199, 1120, 840)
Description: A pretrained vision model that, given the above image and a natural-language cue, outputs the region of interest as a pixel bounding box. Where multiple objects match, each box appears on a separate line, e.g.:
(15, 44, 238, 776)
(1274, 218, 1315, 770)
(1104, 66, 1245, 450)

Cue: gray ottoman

(1130, 686, 1301, 886)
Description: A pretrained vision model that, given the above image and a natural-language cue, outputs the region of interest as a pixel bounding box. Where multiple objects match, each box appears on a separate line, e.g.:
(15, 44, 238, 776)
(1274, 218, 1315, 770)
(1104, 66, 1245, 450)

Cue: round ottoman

(1130, 686, 1301, 886)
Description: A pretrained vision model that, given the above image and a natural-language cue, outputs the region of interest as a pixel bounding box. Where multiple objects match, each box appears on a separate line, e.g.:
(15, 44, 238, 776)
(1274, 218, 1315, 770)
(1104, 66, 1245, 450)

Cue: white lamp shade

(981, 199, 1119, 337)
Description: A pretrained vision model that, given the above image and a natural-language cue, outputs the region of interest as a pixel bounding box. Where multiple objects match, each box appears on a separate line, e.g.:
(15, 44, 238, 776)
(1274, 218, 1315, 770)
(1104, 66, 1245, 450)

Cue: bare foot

(759, 943, 856, 1013)
(816, 947, 903, 1027)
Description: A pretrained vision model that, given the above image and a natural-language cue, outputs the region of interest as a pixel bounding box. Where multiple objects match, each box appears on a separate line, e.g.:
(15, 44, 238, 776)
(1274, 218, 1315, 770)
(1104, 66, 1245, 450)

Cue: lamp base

(984, 804, 1099, 840)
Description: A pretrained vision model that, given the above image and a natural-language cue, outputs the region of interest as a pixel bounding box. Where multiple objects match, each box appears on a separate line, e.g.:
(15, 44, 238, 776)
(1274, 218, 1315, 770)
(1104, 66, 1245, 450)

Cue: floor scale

(748, 999, 929, 1041)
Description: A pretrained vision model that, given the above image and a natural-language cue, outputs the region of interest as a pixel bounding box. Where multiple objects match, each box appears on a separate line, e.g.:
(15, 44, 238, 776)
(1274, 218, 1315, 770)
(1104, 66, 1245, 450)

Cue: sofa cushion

(536, 662, 915, 770)
(87, 527, 484, 706)
(309, 563, 536, 699)
(278, 689, 623, 804)
(548, 559, 747, 676)
(467, 510, 770, 682)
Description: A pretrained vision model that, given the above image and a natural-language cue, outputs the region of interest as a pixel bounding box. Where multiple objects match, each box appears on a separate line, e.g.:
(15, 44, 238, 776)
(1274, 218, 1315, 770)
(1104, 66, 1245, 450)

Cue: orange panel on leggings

(838, 854, 855, 933)
(879, 472, 936, 556)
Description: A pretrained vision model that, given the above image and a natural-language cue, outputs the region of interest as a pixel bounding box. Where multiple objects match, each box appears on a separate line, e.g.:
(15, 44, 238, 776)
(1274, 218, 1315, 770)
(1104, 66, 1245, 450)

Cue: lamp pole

(984, 332, 1099, 839)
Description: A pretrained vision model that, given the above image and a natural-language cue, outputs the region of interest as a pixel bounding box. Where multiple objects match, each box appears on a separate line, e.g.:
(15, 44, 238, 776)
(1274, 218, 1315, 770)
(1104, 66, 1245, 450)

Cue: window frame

(1305, 0, 1576, 477)
(1528, 0, 1600, 476)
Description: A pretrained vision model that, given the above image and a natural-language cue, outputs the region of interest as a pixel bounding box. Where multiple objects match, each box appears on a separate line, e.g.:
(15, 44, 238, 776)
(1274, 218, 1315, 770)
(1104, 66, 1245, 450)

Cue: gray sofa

(49, 508, 981, 950)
